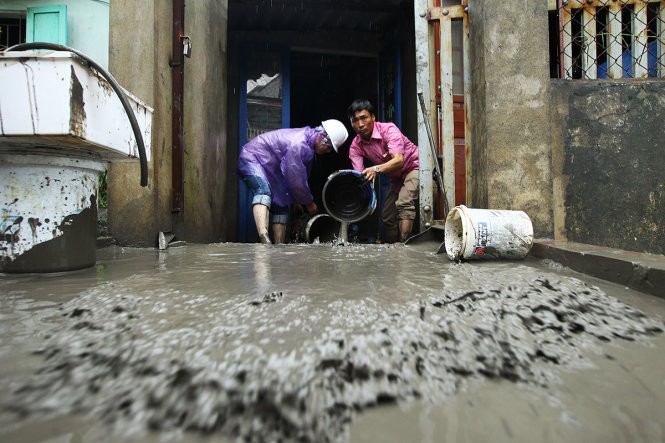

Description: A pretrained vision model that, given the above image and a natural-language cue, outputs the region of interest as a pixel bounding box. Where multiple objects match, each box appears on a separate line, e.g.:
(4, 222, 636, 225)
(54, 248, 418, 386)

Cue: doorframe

(414, 0, 471, 228)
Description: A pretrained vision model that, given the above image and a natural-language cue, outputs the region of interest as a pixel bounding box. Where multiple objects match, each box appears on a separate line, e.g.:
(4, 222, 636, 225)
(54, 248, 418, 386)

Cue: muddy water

(1, 243, 664, 443)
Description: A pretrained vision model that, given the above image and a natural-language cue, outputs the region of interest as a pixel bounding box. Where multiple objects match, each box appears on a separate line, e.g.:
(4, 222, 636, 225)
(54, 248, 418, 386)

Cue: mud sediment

(5, 253, 663, 443)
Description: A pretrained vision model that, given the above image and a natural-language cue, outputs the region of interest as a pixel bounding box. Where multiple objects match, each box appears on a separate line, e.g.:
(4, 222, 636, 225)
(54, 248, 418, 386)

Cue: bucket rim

(322, 169, 376, 223)
(303, 213, 340, 243)
(444, 205, 474, 260)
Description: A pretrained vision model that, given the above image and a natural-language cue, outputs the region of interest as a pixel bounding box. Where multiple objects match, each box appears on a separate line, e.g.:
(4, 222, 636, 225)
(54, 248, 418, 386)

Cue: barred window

(548, 0, 664, 79)
(0, 14, 26, 51)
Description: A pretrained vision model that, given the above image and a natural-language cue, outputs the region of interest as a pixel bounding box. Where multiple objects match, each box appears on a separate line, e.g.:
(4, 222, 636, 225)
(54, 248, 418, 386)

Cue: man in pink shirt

(347, 99, 420, 243)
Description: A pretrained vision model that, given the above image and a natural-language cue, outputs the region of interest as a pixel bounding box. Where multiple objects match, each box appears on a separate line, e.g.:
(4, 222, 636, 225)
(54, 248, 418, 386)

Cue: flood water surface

(1, 243, 664, 442)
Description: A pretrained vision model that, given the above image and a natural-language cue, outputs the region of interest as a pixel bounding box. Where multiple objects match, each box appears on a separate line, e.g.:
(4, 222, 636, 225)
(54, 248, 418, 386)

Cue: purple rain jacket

(237, 126, 321, 207)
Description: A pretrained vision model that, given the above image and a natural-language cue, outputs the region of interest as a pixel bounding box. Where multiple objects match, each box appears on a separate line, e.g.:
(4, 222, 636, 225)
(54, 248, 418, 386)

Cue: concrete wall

(467, 0, 664, 255)
(182, 1, 232, 243)
(551, 80, 665, 255)
(2, 0, 110, 68)
(467, 0, 554, 238)
(107, 0, 162, 246)
(108, 0, 230, 246)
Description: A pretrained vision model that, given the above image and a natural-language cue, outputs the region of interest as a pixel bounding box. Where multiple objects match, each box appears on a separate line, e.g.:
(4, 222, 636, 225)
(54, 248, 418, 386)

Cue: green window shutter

(26, 5, 68, 45)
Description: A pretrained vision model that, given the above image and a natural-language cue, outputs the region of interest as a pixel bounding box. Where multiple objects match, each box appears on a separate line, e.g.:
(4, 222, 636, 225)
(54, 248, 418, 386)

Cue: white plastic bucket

(444, 205, 534, 260)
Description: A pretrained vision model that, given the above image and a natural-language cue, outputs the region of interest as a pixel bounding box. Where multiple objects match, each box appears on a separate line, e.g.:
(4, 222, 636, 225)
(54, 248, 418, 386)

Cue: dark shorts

(240, 175, 289, 224)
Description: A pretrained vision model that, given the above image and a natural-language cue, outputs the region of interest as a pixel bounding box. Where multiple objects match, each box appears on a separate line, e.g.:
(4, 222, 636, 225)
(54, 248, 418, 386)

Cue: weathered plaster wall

(107, 0, 162, 246)
(467, 3, 487, 210)
(182, 2, 231, 243)
(108, 0, 230, 246)
(467, 0, 553, 238)
(551, 81, 665, 255)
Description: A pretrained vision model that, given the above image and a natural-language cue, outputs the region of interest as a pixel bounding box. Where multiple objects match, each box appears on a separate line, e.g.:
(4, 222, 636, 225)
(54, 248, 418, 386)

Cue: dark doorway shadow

(290, 51, 378, 234)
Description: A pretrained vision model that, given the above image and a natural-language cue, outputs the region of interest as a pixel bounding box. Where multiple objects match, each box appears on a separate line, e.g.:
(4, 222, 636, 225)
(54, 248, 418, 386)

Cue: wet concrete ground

(1, 242, 665, 443)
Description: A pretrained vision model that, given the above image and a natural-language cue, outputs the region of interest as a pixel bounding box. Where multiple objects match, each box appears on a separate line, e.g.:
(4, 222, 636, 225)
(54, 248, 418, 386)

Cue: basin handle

(5, 42, 149, 187)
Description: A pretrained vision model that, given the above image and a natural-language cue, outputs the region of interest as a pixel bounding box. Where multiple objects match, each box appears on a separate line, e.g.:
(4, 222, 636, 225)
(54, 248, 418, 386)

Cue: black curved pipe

(5, 42, 149, 187)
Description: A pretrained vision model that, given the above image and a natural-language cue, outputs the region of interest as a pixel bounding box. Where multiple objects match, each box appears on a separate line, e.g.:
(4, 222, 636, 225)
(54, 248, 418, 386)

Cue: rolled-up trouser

(240, 175, 289, 224)
(381, 169, 419, 231)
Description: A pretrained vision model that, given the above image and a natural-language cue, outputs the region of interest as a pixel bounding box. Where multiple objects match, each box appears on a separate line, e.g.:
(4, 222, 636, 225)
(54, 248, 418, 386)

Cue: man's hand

(362, 153, 403, 181)
(362, 166, 379, 182)
(306, 201, 318, 216)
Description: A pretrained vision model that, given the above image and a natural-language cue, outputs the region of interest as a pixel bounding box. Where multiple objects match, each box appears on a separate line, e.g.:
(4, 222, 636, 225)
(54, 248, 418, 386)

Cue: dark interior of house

(229, 0, 412, 242)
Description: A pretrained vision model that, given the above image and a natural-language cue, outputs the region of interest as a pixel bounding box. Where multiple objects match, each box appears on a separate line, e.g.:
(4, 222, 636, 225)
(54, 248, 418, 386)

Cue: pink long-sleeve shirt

(348, 121, 419, 193)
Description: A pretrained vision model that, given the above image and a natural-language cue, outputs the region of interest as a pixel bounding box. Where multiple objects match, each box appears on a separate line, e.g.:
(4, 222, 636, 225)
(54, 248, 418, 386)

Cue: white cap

(321, 119, 349, 152)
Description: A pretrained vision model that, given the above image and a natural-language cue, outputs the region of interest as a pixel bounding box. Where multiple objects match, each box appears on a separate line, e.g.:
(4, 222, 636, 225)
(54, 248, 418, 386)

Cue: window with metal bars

(0, 15, 26, 51)
(548, 0, 664, 79)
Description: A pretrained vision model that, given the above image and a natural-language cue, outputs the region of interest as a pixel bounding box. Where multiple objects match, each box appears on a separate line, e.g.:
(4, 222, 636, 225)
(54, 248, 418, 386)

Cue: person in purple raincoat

(237, 119, 349, 244)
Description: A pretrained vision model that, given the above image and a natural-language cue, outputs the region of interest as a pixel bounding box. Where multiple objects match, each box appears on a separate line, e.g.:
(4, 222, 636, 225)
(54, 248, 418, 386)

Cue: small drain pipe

(170, 0, 186, 213)
(5, 42, 149, 187)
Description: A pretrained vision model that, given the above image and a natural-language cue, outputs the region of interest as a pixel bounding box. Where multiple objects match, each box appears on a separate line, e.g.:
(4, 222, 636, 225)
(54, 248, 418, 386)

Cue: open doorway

(228, 0, 417, 243)
(290, 51, 378, 216)
(290, 51, 381, 243)
(237, 49, 385, 243)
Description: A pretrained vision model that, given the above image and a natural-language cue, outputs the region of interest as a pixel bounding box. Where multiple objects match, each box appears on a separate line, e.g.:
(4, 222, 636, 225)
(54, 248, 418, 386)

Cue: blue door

(238, 45, 290, 242)
(375, 43, 402, 240)
(26, 5, 68, 45)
